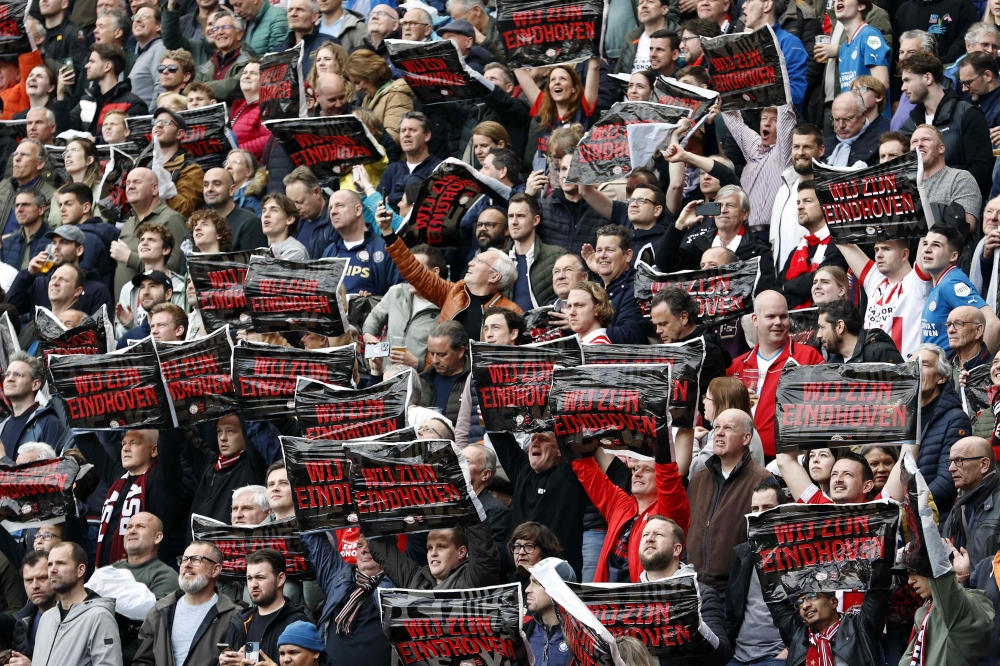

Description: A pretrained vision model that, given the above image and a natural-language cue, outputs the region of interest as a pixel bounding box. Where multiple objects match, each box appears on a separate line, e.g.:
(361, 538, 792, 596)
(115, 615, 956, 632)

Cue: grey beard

(178, 572, 212, 594)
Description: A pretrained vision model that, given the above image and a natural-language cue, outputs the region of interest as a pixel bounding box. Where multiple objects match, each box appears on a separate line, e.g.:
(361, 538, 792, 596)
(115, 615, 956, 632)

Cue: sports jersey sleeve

(861, 260, 882, 296)
(860, 29, 890, 67)
(797, 483, 832, 504)
(944, 275, 988, 310)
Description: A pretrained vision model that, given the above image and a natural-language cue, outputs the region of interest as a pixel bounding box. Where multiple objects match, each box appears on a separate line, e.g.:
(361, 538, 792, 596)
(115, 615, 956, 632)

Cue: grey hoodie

(32, 593, 122, 666)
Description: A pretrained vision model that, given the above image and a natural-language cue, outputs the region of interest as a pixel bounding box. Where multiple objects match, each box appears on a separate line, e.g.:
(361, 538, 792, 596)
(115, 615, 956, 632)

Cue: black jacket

(473, 84, 532, 160)
(6, 267, 113, 320)
(537, 190, 609, 256)
(225, 602, 308, 663)
(227, 206, 267, 252)
(54, 79, 149, 139)
(681, 326, 732, 418)
(844, 327, 904, 364)
(656, 222, 778, 294)
(970, 551, 1000, 666)
(11, 601, 38, 656)
(677, 582, 732, 666)
(778, 239, 847, 309)
(417, 364, 470, 429)
(895, 0, 979, 63)
(822, 115, 889, 168)
(943, 471, 1000, 569)
(768, 583, 891, 666)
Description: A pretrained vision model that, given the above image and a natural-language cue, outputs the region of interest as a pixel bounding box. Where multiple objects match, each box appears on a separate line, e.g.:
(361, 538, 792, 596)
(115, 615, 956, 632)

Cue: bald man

(203, 166, 268, 251)
(942, 437, 1000, 568)
(112, 167, 187, 296)
(108, 511, 180, 599)
(367, 4, 399, 50)
(315, 73, 349, 117)
(727, 291, 825, 458)
(948, 305, 990, 372)
(320, 190, 401, 295)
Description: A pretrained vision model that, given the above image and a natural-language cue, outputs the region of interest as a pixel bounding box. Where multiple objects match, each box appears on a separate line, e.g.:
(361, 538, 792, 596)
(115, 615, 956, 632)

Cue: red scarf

(806, 620, 841, 666)
(215, 450, 244, 472)
(786, 234, 831, 281)
(96, 466, 153, 565)
(909, 603, 931, 666)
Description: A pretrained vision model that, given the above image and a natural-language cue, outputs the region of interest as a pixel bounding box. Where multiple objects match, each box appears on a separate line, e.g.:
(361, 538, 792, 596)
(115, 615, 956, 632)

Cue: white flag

(627, 123, 677, 170)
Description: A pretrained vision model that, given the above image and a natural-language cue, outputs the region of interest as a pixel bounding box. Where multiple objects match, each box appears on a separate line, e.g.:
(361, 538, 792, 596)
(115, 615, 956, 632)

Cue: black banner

(634, 258, 760, 327)
(962, 364, 996, 431)
(701, 25, 789, 111)
(0, 311, 19, 419)
(294, 372, 410, 441)
(413, 159, 511, 247)
(96, 146, 135, 225)
(188, 250, 268, 333)
(789, 307, 821, 350)
(899, 450, 947, 578)
(379, 584, 529, 666)
(568, 577, 711, 657)
(652, 77, 718, 127)
(156, 326, 237, 426)
(812, 152, 932, 243)
(260, 42, 305, 120)
(580, 339, 704, 429)
(47, 337, 175, 430)
(125, 103, 231, 170)
(566, 102, 688, 185)
(190, 514, 313, 580)
(346, 438, 484, 536)
(35, 306, 113, 363)
(0, 457, 80, 529)
(549, 364, 672, 459)
(264, 115, 387, 189)
(233, 340, 356, 421)
(0, 0, 30, 56)
(523, 306, 570, 344)
(243, 256, 349, 336)
(774, 362, 921, 451)
(495, 0, 607, 68)
(746, 501, 899, 603)
(471, 336, 583, 432)
(386, 40, 490, 105)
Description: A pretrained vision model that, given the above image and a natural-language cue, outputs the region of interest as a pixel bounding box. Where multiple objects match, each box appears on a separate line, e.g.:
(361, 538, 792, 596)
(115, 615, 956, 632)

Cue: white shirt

(632, 32, 652, 72)
(712, 232, 743, 252)
(861, 260, 931, 359)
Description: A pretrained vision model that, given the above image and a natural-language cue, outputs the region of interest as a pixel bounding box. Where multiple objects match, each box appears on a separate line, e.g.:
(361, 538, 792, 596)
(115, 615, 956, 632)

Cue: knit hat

(277, 621, 325, 652)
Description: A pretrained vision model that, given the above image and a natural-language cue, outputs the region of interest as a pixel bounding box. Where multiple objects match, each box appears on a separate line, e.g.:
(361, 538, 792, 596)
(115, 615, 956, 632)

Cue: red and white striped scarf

(909, 603, 931, 666)
(806, 620, 841, 666)
(215, 450, 244, 472)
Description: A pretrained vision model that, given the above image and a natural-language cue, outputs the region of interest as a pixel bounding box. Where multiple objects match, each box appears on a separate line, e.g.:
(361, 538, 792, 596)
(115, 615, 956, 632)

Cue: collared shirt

(134, 36, 162, 56)
(211, 47, 242, 80)
(948, 341, 991, 372)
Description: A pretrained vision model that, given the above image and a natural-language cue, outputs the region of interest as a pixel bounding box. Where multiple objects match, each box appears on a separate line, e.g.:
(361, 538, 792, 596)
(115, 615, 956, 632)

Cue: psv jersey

(860, 261, 931, 359)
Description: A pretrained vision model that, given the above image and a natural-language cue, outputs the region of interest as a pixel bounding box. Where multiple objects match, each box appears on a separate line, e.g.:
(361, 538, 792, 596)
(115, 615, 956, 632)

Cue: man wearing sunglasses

(132, 541, 242, 666)
(157, 49, 195, 97)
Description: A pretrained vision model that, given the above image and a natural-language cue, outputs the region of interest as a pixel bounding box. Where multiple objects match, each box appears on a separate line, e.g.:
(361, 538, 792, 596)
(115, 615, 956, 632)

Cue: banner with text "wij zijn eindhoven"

(156, 326, 237, 426)
(549, 364, 673, 460)
(471, 336, 583, 433)
(495, 0, 608, 68)
(379, 584, 530, 666)
(580, 338, 705, 429)
(565, 102, 686, 185)
(264, 115, 387, 189)
(411, 158, 512, 247)
(259, 41, 306, 120)
(634, 258, 761, 327)
(35, 305, 114, 361)
(243, 255, 350, 337)
(190, 514, 313, 580)
(294, 371, 411, 441)
(47, 336, 176, 429)
(232, 340, 356, 421)
(125, 103, 232, 171)
(188, 249, 271, 333)
(386, 39, 491, 105)
(280, 428, 419, 533)
(346, 438, 485, 536)
(774, 361, 921, 452)
(746, 501, 899, 603)
(701, 25, 790, 111)
(811, 151, 934, 243)
(0, 457, 80, 530)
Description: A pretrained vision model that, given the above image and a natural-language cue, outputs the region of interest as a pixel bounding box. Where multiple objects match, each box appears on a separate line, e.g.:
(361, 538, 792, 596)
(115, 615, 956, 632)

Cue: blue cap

(277, 621, 325, 652)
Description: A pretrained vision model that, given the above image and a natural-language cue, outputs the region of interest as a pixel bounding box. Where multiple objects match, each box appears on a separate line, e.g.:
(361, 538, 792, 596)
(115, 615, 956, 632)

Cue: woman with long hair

(226, 149, 266, 217)
(806, 448, 837, 497)
(18, 64, 56, 116)
(514, 58, 600, 171)
(811, 265, 851, 304)
(689, 376, 766, 478)
(230, 60, 271, 160)
(469, 121, 509, 167)
(307, 42, 354, 98)
(345, 49, 414, 146)
(63, 138, 103, 225)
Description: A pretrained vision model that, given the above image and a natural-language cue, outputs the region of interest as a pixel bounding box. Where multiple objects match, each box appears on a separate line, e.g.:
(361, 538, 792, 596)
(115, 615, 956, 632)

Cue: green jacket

(244, 1, 289, 58)
(506, 236, 566, 309)
(902, 571, 994, 666)
(163, 5, 252, 101)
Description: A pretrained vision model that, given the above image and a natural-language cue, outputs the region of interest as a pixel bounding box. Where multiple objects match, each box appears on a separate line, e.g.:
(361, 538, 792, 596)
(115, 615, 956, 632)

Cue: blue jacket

(773, 23, 808, 108)
(277, 27, 338, 75)
(299, 531, 394, 666)
(604, 268, 647, 345)
(116, 319, 149, 349)
(378, 155, 442, 211)
(0, 227, 48, 272)
(296, 205, 336, 261)
(525, 618, 571, 666)
(918, 383, 971, 521)
(6, 269, 114, 321)
(322, 227, 402, 296)
(0, 402, 70, 458)
(77, 217, 119, 293)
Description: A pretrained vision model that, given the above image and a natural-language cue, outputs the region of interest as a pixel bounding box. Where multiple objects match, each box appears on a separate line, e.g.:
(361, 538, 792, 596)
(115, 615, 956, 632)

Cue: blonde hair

(616, 637, 656, 666)
(308, 42, 354, 98)
(471, 121, 509, 147)
(814, 266, 850, 300)
(345, 49, 392, 92)
(352, 107, 385, 137)
(546, 124, 584, 160)
(851, 75, 887, 114)
(569, 281, 614, 326)
(156, 92, 188, 112)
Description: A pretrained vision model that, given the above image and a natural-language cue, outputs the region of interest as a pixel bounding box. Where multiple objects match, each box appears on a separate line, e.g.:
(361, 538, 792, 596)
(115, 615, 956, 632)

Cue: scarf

(806, 620, 841, 666)
(909, 603, 931, 666)
(786, 228, 832, 281)
(215, 450, 244, 472)
(96, 466, 153, 565)
(335, 569, 385, 635)
(828, 119, 870, 167)
(712, 226, 744, 252)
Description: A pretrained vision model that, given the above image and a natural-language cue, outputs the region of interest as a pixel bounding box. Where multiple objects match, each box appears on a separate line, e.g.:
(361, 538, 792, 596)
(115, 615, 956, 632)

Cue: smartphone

(245, 642, 260, 664)
(61, 58, 74, 73)
(695, 201, 722, 217)
(216, 644, 230, 652)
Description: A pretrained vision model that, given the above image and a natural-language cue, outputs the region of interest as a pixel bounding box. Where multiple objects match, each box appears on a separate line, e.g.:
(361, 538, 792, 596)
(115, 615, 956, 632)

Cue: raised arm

(837, 243, 872, 278)
(579, 185, 615, 220)
(583, 57, 600, 113)
(775, 449, 813, 501)
(980, 305, 1000, 352)
(513, 68, 543, 108)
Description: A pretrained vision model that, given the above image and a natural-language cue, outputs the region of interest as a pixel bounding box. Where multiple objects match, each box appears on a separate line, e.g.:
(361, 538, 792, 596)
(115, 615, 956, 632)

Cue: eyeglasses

(64, 146, 82, 154)
(831, 115, 859, 125)
(475, 221, 504, 230)
(948, 455, 986, 469)
(157, 64, 180, 74)
(853, 85, 870, 94)
(177, 554, 219, 566)
(681, 35, 699, 42)
(152, 118, 175, 127)
(945, 319, 982, 330)
(370, 10, 394, 19)
(960, 71, 985, 89)
(626, 197, 651, 206)
(34, 533, 58, 541)
(2, 371, 25, 380)
(207, 24, 237, 34)
(131, 12, 155, 21)
(223, 159, 246, 168)
(399, 20, 429, 27)
(509, 542, 537, 554)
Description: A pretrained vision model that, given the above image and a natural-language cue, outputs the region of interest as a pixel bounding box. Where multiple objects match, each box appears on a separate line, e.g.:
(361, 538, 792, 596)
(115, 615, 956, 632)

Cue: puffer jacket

(919, 383, 972, 520)
(537, 189, 608, 256)
(233, 167, 268, 217)
(0, 403, 70, 459)
(0, 223, 49, 271)
(230, 99, 270, 160)
(362, 282, 441, 372)
(365, 78, 415, 145)
(32, 593, 122, 666)
(243, 2, 289, 59)
(505, 236, 566, 309)
(943, 471, 1000, 568)
(133, 590, 242, 666)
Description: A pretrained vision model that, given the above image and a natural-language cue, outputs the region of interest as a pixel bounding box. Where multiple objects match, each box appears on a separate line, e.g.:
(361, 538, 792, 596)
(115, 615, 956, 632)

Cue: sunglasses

(157, 64, 179, 74)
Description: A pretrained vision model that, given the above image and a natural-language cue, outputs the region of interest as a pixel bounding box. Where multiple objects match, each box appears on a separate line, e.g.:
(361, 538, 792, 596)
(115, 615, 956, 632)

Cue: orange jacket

(384, 235, 522, 323)
(1, 50, 43, 120)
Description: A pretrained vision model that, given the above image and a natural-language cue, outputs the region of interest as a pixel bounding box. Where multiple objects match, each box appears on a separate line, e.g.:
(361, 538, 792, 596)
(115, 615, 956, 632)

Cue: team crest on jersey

(373, 251, 385, 263)
(357, 250, 369, 262)
(929, 301, 937, 311)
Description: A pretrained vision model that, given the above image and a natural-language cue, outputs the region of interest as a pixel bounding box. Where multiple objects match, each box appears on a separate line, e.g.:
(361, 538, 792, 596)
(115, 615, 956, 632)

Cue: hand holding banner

(294, 371, 410, 440)
(260, 41, 306, 120)
(495, 0, 607, 68)
(264, 115, 387, 189)
(188, 249, 269, 333)
(35, 305, 114, 360)
(243, 255, 350, 336)
(96, 146, 135, 225)
(701, 26, 790, 111)
(386, 39, 491, 104)
(156, 326, 237, 426)
(0, 0, 32, 56)
(522, 306, 571, 343)
(788, 307, 821, 350)
(125, 103, 233, 170)
(0, 457, 80, 530)
(190, 514, 313, 579)
(412, 159, 512, 247)
(634, 258, 761, 327)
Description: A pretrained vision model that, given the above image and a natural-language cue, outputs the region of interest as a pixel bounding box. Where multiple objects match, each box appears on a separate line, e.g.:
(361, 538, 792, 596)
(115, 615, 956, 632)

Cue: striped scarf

(215, 450, 244, 471)
(806, 620, 841, 666)
(335, 569, 385, 635)
(97, 467, 152, 565)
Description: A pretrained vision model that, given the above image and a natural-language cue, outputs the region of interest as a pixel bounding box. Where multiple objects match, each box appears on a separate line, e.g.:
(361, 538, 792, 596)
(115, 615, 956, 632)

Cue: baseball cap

(440, 19, 475, 38)
(131, 270, 171, 290)
(518, 557, 577, 583)
(153, 107, 187, 131)
(45, 225, 86, 245)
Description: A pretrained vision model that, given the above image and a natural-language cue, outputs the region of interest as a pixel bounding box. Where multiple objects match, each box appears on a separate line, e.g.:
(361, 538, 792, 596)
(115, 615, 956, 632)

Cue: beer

(390, 335, 406, 355)
(39, 244, 56, 274)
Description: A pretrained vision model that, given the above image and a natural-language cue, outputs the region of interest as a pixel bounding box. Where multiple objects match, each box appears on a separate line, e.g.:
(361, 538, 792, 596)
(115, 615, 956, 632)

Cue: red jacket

(571, 457, 690, 583)
(230, 99, 271, 160)
(727, 339, 824, 457)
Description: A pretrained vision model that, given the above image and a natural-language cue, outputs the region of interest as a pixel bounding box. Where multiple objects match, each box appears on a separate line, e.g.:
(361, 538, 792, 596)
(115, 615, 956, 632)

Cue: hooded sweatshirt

(32, 592, 122, 666)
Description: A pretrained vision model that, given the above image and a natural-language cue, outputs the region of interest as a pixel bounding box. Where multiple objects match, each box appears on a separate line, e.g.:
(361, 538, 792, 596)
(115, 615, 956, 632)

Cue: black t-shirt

(606, 515, 637, 583)
(246, 608, 279, 645)
(456, 292, 491, 341)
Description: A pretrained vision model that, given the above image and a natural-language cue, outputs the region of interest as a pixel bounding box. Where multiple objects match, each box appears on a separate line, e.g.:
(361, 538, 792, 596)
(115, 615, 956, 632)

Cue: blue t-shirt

(838, 24, 890, 93)
(512, 253, 533, 311)
(922, 266, 987, 351)
(432, 373, 462, 413)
